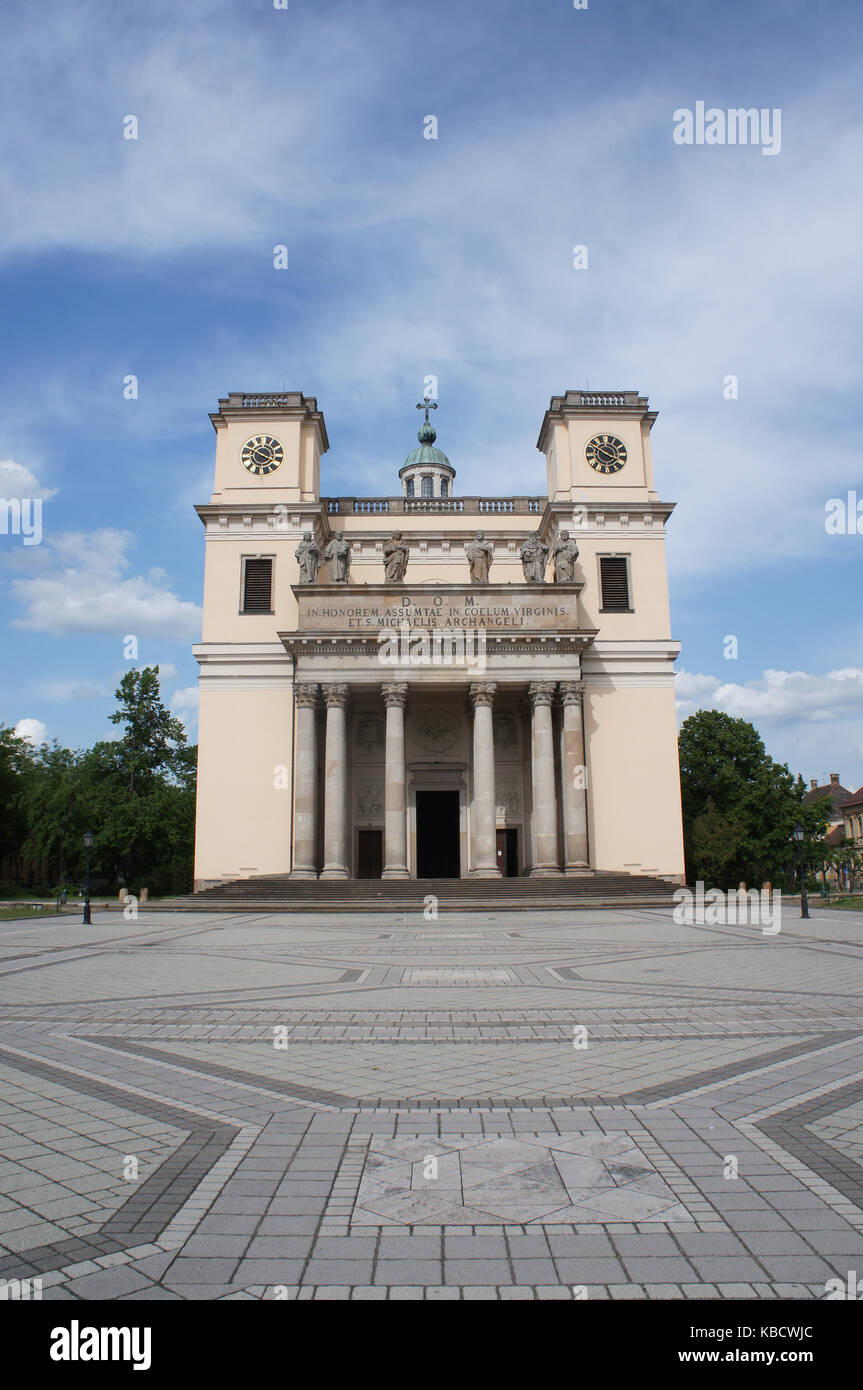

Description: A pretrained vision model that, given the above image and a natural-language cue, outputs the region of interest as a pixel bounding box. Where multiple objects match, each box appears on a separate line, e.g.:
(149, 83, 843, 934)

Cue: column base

(565, 864, 592, 876)
(530, 866, 563, 877)
(289, 868, 318, 879)
(319, 867, 349, 880)
(469, 868, 502, 879)
(382, 868, 410, 879)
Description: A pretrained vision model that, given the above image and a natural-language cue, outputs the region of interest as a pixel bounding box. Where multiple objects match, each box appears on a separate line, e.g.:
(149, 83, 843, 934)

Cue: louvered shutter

(242, 558, 273, 613)
(599, 556, 630, 612)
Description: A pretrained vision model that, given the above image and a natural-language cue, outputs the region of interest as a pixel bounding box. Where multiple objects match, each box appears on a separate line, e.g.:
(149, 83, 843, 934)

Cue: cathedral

(192, 389, 685, 889)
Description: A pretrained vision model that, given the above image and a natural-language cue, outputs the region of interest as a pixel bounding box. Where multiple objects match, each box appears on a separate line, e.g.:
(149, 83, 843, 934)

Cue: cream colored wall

(574, 532, 672, 640)
(545, 414, 660, 503)
(585, 682, 684, 881)
(194, 682, 295, 885)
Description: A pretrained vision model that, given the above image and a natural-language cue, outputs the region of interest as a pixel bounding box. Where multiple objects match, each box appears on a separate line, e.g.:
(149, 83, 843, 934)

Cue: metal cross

(416, 397, 438, 425)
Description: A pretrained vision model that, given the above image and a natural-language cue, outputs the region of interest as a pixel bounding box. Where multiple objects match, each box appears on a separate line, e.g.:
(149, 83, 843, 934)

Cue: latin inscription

(296, 588, 579, 632)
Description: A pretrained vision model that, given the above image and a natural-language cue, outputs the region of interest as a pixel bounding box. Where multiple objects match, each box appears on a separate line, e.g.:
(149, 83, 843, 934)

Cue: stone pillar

(469, 682, 500, 878)
(559, 680, 590, 872)
(528, 681, 561, 875)
(320, 683, 350, 879)
(290, 683, 319, 878)
(381, 682, 409, 879)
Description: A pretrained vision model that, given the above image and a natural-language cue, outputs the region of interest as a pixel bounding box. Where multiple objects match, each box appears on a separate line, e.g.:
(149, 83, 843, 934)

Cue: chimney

(830, 773, 840, 786)
(810, 778, 818, 790)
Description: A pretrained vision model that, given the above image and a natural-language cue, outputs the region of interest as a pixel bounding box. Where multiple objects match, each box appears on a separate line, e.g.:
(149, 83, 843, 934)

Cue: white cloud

(15, 717, 48, 746)
(9, 529, 202, 639)
(0, 460, 57, 501)
(676, 667, 863, 725)
(170, 685, 199, 732)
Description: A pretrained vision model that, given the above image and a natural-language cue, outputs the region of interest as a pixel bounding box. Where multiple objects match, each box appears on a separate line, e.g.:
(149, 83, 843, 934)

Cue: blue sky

(1, 0, 862, 790)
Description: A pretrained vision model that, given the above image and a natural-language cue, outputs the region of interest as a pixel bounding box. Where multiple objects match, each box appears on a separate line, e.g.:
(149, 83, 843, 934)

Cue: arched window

(440, 478, 449, 498)
(405, 478, 414, 498)
(421, 475, 433, 498)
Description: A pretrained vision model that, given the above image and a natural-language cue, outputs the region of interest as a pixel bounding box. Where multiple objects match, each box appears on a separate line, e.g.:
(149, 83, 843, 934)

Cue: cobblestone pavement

(1, 904, 862, 1301)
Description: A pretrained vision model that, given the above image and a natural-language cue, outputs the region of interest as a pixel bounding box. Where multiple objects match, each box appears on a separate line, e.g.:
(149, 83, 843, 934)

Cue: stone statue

(552, 529, 579, 584)
(323, 534, 351, 583)
(294, 531, 320, 584)
(520, 531, 549, 583)
(467, 530, 493, 583)
(383, 532, 409, 583)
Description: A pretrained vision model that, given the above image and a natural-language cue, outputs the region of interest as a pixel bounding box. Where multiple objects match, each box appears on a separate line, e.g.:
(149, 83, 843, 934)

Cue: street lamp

(792, 825, 810, 920)
(82, 830, 94, 926)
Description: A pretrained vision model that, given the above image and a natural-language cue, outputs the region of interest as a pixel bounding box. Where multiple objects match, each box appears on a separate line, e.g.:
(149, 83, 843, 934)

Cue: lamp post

(82, 830, 94, 926)
(792, 825, 810, 920)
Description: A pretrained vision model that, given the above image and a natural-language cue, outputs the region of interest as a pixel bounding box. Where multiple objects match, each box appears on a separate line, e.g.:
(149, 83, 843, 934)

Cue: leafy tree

(4, 667, 198, 896)
(109, 666, 188, 795)
(0, 724, 32, 860)
(678, 711, 831, 888)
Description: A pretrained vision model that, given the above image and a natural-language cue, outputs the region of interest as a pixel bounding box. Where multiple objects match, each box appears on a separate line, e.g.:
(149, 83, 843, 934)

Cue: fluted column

(320, 683, 350, 879)
(290, 683, 319, 878)
(469, 682, 500, 878)
(560, 680, 590, 871)
(528, 681, 561, 876)
(381, 682, 409, 879)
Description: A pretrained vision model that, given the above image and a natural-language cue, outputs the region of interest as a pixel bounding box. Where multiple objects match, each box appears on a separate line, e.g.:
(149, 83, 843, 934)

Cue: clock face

(241, 434, 284, 476)
(585, 434, 627, 474)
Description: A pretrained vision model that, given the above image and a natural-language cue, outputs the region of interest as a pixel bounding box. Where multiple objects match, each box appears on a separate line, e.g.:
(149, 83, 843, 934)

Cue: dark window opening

(242, 557, 273, 613)
(406, 478, 415, 498)
(599, 556, 631, 612)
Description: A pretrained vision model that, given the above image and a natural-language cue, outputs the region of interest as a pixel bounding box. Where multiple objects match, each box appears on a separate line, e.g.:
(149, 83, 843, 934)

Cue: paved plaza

(1, 903, 862, 1300)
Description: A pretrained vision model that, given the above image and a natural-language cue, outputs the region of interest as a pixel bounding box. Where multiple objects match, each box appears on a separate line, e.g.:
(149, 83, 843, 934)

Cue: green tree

(0, 724, 32, 861)
(109, 666, 188, 795)
(678, 711, 830, 888)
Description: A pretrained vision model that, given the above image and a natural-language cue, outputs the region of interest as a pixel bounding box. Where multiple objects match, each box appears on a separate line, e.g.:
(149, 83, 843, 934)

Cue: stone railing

(326, 497, 544, 515)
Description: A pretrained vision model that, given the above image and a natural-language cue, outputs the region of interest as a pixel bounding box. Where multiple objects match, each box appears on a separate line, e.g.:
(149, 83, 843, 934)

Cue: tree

(0, 724, 32, 861)
(109, 666, 188, 795)
(7, 667, 198, 896)
(678, 711, 831, 888)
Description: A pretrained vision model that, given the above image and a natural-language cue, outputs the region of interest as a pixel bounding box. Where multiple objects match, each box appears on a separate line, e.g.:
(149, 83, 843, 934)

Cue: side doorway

(496, 828, 519, 877)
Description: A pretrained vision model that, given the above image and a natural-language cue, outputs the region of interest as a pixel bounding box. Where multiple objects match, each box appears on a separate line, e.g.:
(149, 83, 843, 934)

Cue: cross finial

(416, 396, 438, 426)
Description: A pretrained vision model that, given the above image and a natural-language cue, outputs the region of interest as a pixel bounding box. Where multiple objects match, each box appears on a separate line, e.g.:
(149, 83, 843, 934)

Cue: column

(290, 683, 319, 878)
(528, 681, 561, 875)
(320, 683, 350, 879)
(469, 682, 500, 878)
(381, 682, 409, 879)
(559, 680, 590, 872)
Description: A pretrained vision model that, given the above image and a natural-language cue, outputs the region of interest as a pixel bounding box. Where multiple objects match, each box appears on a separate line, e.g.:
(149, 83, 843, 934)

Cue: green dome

(400, 443, 453, 471)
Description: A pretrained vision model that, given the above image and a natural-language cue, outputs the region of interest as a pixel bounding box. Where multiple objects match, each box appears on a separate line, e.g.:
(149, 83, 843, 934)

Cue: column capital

(381, 682, 408, 708)
(294, 682, 320, 708)
(321, 682, 350, 708)
(469, 681, 497, 709)
(559, 680, 586, 706)
(527, 680, 557, 708)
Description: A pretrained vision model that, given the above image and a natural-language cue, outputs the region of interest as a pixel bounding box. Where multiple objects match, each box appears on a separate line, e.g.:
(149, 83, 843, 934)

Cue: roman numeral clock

(585, 433, 627, 474)
(241, 434, 284, 476)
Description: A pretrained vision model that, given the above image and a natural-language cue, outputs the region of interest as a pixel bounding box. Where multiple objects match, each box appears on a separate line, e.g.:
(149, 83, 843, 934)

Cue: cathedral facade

(192, 389, 685, 889)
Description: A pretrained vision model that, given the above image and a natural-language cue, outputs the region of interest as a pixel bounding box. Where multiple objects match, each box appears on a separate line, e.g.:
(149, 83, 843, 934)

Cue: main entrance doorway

(416, 790, 460, 878)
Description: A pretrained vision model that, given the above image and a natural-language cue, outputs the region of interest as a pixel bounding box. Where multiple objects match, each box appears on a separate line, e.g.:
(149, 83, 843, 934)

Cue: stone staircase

(177, 871, 679, 913)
